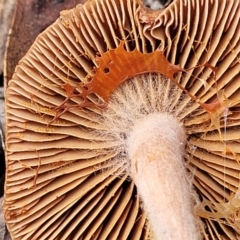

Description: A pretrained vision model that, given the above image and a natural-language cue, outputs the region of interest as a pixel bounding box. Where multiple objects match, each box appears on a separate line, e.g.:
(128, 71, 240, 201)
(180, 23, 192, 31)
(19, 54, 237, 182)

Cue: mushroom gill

(3, 0, 240, 239)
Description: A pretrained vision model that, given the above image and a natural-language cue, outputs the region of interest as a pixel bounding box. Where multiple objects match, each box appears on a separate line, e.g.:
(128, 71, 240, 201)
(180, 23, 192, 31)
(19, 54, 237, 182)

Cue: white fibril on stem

(99, 74, 201, 239)
(128, 113, 200, 239)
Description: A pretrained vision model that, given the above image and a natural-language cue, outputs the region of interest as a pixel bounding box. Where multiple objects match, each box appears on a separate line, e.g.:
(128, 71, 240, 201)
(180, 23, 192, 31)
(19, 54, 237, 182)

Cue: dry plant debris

(3, 0, 240, 239)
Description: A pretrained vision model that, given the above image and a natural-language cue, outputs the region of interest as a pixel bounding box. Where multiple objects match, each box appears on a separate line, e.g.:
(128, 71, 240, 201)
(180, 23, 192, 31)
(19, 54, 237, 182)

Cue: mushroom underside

(3, 0, 240, 239)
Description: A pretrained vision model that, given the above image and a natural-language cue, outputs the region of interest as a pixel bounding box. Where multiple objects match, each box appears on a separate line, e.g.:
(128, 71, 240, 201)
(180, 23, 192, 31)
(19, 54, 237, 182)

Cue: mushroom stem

(128, 113, 200, 240)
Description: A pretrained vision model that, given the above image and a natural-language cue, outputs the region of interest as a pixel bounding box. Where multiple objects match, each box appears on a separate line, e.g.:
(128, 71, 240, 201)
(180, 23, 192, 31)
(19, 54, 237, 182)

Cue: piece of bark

(4, 0, 86, 86)
(0, 0, 16, 75)
(0, 197, 11, 240)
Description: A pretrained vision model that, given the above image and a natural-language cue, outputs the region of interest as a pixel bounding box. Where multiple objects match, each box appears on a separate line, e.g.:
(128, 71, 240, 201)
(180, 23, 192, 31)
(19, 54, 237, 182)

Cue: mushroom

(3, 0, 240, 239)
